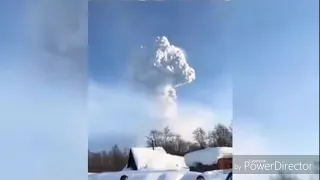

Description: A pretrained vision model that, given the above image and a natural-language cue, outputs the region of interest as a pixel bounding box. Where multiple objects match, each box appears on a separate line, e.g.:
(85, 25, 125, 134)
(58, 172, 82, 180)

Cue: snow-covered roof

(141, 147, 167, 153)
(125, 147, 189, 171)
(184, 147, 232, 167)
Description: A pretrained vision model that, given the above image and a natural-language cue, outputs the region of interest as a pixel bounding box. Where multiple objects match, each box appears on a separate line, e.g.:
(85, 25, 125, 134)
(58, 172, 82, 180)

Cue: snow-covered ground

(88, 169, 231, 180)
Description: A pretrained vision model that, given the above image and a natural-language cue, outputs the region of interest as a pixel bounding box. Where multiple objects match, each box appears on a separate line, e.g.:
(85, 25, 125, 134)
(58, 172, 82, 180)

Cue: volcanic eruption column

(131, 36, 196, 128)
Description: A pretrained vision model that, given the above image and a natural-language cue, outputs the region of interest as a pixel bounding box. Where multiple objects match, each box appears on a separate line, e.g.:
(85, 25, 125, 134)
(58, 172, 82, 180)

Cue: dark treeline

(88, 123, 232, 172)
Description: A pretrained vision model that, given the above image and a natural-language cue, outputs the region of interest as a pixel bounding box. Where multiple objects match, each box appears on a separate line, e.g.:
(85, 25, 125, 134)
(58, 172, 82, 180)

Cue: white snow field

(88, 169, 231, 180)
(88, 147, 232, 180)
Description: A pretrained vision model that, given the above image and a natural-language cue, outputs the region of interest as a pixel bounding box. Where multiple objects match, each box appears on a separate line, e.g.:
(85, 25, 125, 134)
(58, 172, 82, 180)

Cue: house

(124, 147, 189, 171)
(184, 147, 232, 172)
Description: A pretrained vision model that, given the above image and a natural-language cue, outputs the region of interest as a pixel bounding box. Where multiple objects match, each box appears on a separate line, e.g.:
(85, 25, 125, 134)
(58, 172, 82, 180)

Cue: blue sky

(89, 1, 232, 104)
(88, 1, 233, 150)
(89, 0, 319, 155)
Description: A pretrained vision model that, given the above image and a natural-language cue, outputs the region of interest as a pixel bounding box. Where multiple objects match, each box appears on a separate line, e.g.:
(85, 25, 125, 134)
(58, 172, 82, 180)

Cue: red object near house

(216, 157, 232, 170)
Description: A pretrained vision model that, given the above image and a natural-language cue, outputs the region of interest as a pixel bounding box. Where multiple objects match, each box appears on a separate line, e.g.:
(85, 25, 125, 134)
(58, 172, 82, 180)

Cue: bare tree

(163, 126, 174, 146)
(146, 129, 163, 147)
(166, 134, 190, 155)
(208, 124, 232, 147)
(192, 127, 207, 149)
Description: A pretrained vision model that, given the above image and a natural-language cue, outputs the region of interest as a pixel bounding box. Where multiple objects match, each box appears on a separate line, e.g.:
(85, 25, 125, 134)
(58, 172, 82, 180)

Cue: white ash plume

(131, 36, 195, 122)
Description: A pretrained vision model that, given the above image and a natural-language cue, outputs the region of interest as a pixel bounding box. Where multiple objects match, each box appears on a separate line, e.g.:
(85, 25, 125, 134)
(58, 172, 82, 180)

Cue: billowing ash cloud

(131, 36, 195, 120)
